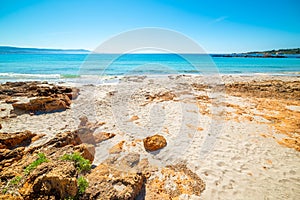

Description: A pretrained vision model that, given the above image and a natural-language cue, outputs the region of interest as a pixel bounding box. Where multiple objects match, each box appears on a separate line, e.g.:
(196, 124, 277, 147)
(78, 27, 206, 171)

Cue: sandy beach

(0, 74, 299, 199)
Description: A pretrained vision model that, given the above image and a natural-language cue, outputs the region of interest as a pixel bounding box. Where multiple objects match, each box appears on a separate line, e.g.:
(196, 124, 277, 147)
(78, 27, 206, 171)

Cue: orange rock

(143, 134, 167, 152)
(109, 141, 125, 154)
(130, 115, 139, 121)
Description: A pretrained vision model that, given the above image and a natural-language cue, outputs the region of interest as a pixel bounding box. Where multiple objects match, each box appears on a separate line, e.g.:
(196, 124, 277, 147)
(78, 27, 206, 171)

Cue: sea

(0, 54, 299, 83)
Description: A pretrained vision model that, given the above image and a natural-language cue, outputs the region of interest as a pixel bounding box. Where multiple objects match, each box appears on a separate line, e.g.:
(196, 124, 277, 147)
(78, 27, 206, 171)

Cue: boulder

(143, 134, 167, 152)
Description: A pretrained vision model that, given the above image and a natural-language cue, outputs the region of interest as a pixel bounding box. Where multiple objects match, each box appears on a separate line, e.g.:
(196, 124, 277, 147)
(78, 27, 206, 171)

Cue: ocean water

(0, 54, 299, 83)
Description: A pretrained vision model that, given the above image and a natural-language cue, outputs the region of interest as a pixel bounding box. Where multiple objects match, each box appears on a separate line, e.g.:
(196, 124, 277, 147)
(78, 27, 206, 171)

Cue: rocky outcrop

(19, 161, 78, 199)
(0, 131, 36, 149)
(0, 81, 79, 115)
(12, 96, 70, 114)
(0, 120, 96, 199)
(143, 134, 167, 152)
(0, 116, 206, 199)
(225, 80, 300, 100)
(84, 163, 144, 200)
(145, 164, 206, 199)
(0, 81, 79, 100)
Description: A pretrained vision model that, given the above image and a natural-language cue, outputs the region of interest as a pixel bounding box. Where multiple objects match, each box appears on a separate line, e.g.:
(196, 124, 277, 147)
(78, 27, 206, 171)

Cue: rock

(145, 91, 176, 102)
(143, 134, 167, 152)
(74, 143, 95, 163)
(109, 141, 125, 154)
(0, 81, 79, 100)
(130, 115, 139, 121)
(19, 161, 78, 199)
(12, 96, 69, 114)
(43, 128, 95, 148)
(5, 98, 18, 104)
(0, 130, 36, 149)
(0, 147, 25, 168)
(0, 126, 96, 199)
(74, 128, 96, 145)
(94, 132, 116, 143)
(31, 133, 46, 143)
(145, 164, 206, 199)
(84, 163, 144, 200)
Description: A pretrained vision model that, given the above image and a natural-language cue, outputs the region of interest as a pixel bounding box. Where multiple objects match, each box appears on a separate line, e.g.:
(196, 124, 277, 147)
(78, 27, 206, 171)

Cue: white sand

(1, 75, 299, 199)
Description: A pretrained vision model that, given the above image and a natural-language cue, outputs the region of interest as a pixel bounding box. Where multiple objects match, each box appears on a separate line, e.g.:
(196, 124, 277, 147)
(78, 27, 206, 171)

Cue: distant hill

(0, 46, 90, 54)
(212, 48, 300, 58)
(247, 48, 300, 55)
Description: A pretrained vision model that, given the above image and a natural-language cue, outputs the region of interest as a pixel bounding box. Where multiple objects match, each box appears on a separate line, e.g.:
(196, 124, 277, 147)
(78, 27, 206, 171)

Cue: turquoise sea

(0, 54, 299, 83)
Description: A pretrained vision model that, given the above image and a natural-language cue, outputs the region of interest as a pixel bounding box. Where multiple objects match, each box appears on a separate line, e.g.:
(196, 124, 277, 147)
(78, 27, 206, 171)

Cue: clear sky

(0, 0, 299, 53)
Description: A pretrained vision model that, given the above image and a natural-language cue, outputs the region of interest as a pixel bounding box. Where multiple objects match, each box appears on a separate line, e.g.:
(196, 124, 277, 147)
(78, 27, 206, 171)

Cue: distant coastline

(0, 46, 90, 54)
(0, 46, 299, 58)
(212, 48, 300, 58)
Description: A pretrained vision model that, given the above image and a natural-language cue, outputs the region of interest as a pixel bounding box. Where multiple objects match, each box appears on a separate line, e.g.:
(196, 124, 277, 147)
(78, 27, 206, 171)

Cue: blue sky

(0, 0, 299, 53)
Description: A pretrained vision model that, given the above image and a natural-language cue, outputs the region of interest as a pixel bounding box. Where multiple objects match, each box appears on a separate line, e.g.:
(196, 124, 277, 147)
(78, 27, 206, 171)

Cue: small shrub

(25, 153, 48, 174)
(77, 176, 88, 194)
(2, 188, 7, 194)
(61, 152, 91, 172)
(9, 176, 22, 185)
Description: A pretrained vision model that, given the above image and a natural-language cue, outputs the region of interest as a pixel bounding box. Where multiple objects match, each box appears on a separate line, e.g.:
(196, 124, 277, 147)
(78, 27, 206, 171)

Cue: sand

(0, 74, 299, 199)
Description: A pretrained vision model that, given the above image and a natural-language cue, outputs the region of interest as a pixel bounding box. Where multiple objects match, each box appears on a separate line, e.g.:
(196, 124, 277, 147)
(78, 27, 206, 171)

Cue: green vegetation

(9, 176, 22, 185)
(24, 153, 48, 174)
(61, 152, 91, 173)
(77, 176, 89, 194)
(2, 188, 7, 194)
(1, 176, 23, 194)
(248, 48, 300, 54)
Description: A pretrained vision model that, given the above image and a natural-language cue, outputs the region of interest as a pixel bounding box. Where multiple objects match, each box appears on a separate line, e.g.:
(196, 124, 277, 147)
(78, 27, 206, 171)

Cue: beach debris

(143, 134, 167, 152)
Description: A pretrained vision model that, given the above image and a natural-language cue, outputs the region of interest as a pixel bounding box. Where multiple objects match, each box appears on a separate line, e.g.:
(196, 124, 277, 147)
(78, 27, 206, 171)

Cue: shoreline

(1, 73, 300, 85)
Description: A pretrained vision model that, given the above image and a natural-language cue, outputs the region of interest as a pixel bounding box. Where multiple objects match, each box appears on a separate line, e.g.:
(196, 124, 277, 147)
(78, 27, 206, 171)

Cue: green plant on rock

(61, 152, 91, 173)
(77, 176, 88, 194)
(1, 175, 23, 195)
(9, 176, 22, 185)
(24, 153, 48, 174)
(2, 188, 7, 194)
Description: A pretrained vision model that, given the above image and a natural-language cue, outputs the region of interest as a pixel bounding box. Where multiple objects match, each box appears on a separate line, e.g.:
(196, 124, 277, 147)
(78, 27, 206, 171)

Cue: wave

(0, 73, 61, 79)
(0, 73, 83, 79)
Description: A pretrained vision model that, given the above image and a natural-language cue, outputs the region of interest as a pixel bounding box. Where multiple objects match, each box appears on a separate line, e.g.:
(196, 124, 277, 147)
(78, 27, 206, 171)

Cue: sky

(0, 0, 299, 53)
